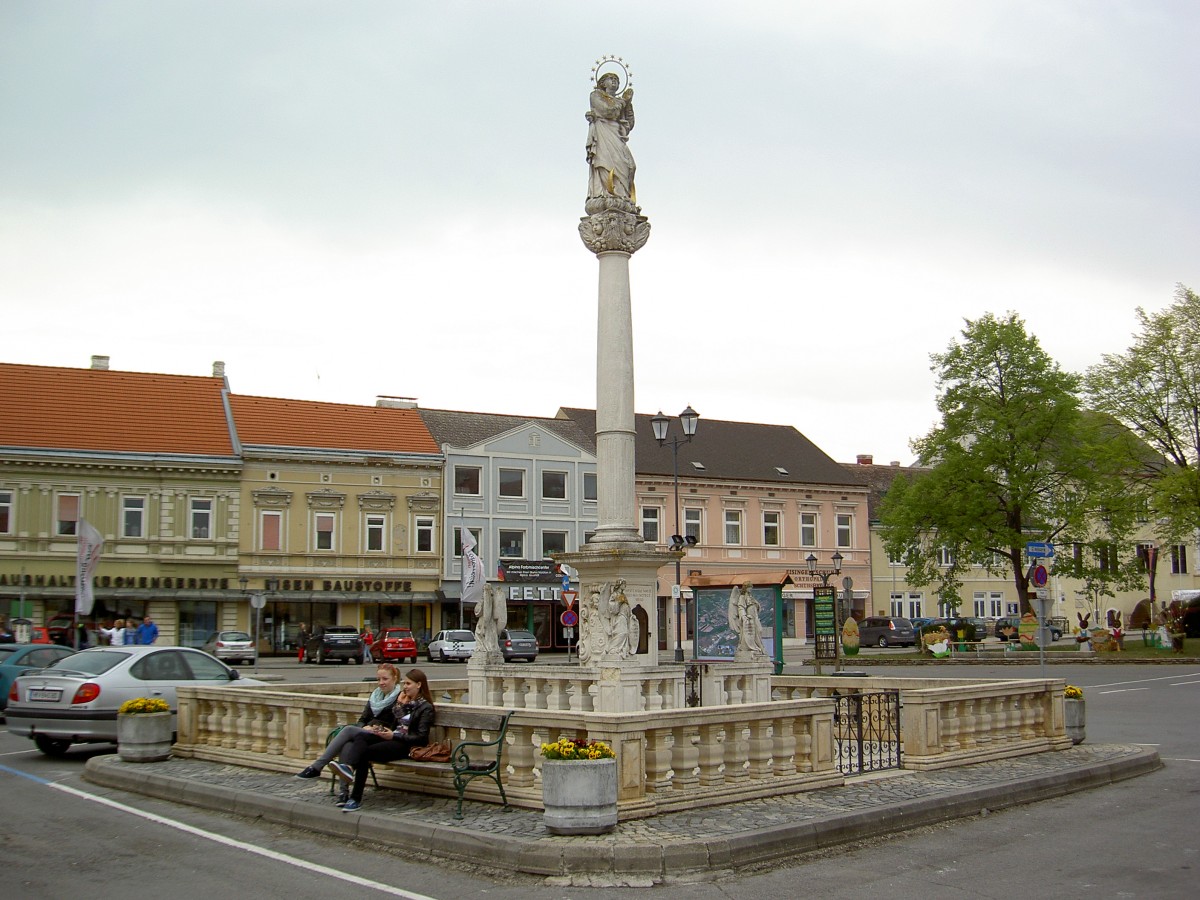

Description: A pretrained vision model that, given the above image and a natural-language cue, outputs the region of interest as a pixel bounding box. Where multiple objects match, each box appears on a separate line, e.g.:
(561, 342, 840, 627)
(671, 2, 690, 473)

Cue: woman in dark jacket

(339, 668, 435, 811)
(293, 663, 402, 780)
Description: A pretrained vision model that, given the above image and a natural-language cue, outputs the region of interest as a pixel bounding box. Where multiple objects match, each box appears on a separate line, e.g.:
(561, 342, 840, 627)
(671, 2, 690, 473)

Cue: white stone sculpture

(728, 581, 766, 658)
(585, 71, 637, 214)
(473, 584, 507, 660)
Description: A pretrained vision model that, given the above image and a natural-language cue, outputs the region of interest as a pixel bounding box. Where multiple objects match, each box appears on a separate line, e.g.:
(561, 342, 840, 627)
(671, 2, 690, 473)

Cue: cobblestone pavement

(84, 742, 1159, 879)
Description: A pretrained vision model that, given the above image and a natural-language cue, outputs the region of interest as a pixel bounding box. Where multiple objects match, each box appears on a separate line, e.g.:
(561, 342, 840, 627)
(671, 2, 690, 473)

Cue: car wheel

(877, 636, 889, 648)
(34, 735, 72, 757)
(438, 648, 447, 663)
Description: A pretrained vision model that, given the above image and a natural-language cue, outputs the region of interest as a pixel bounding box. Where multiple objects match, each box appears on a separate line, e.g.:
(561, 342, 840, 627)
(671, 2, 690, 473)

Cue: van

(857, 616, 916, 648)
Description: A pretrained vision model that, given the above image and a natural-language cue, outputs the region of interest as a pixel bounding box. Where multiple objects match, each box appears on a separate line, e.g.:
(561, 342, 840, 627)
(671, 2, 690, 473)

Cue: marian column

(578, 60, 650, 546)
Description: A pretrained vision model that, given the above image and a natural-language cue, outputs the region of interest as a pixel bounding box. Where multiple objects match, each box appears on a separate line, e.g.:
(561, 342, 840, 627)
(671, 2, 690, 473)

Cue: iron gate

(832, 689, 902, 775)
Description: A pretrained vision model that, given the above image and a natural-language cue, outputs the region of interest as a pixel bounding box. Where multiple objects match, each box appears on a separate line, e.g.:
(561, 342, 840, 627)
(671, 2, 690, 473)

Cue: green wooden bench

(326, 708, 512, 819)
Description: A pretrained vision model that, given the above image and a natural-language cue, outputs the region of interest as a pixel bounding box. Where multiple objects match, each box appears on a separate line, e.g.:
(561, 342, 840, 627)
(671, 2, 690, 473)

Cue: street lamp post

(651, 406, 700, 663)
(806, 552, 844, 674)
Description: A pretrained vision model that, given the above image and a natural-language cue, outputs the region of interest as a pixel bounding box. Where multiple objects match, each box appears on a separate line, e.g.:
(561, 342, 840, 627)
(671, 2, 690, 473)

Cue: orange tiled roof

(0, 363, 236, 456)
(230, 394, 441, 455)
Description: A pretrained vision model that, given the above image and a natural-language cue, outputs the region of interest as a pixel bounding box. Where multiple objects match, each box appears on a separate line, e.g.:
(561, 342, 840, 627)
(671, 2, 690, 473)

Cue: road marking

(1090, 672, 1200, 689)
(1098, 688, 1148, 694)
(0, 765, 440, 900)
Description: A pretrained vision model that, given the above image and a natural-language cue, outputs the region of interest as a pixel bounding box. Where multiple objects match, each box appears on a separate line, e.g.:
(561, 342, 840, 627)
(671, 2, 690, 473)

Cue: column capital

(579, 211, 651, 255)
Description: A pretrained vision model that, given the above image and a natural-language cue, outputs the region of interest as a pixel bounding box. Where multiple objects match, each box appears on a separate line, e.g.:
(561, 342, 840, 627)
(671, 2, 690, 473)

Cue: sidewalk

(83, 742, 1160, 884)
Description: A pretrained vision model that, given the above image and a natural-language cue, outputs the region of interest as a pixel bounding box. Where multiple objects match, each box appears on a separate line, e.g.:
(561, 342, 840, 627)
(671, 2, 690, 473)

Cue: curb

(82, 745, 1161, 880)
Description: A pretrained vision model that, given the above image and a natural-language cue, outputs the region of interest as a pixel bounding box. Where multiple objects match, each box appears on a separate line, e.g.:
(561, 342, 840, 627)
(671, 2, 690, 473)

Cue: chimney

(890, 461, 901, 467)
(856, 454, 873, 466)
(90, 355, 110, 370)
(212, 361, 226, 377)
(376, 395, 418, 409)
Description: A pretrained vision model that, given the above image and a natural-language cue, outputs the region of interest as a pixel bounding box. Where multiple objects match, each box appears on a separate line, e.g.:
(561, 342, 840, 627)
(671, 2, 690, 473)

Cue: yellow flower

(119, 697, 170, 715)
(1063, 685, 1084, 700)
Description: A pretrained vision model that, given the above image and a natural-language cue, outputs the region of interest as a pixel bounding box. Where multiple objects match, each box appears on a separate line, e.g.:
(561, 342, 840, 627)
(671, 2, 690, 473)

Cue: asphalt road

(1, 661, 1196, 899)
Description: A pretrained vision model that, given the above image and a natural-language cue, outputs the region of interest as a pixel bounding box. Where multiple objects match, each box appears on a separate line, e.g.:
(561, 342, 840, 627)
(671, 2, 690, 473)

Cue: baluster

(670, 725, 700, 791)
(725, 721, 749, 782)
(644, 726, 673, 792)
(773, 715, 798, 774)
(697, 723, 725, 786)
(747, 719, 773, 778)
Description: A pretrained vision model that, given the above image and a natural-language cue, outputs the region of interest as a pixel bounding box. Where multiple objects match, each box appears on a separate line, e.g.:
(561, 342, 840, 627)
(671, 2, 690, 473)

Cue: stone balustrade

(173, 671, 1070, 819)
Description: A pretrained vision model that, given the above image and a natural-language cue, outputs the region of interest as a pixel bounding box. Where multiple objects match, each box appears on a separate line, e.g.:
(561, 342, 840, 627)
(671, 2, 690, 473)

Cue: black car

(304, 626, 365, 664)
(499, 629, 539, 662)
(995, 616, 1062, 642)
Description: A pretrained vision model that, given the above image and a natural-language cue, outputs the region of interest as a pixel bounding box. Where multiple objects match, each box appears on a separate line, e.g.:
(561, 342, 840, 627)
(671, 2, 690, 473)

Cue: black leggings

(346, 734, 417, 801)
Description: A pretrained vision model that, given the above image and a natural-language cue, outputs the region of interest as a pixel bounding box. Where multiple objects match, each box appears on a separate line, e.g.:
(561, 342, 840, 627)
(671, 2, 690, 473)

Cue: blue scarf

(368, 685, 401, 715)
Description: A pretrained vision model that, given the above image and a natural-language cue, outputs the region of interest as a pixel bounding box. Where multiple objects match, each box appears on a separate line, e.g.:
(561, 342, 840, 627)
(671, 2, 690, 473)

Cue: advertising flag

(460, 526, 484, 609)
(75, 519, 104, 616)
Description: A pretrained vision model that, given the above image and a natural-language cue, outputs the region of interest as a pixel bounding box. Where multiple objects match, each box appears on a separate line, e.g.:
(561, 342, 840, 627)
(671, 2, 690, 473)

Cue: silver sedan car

(6, 645, 264, 756)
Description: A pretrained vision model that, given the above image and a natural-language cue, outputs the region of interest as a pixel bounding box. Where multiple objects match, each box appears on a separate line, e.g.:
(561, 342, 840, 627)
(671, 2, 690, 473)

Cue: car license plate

(28, 688, 63, 702)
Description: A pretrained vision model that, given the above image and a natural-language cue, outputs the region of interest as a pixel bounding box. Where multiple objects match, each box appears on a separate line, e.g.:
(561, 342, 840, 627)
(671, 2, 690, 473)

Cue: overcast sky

(2, 1, 1196, 466)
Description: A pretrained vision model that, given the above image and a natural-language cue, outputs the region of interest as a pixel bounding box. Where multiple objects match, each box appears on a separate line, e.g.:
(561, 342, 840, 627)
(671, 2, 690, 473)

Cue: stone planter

(1063, 698, 1086, 745)
(542, 757, 618, 835)
(117, 711, 173, 762)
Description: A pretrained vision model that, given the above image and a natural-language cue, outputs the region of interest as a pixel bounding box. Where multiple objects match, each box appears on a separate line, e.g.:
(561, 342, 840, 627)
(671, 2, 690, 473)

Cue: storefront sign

(497, 560, 561, 583)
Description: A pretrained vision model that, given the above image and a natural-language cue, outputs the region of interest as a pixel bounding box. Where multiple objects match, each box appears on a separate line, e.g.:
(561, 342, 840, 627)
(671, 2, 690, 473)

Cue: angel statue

(727, 581, 765, 657)
(577, 584, 602, 665)
(473, 584, 507, 661)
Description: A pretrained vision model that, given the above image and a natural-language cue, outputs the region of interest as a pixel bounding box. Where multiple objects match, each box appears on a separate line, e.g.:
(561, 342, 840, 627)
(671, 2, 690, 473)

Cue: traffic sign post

(1026, 541, 1055, 559)
(561, 590, 577, 610)
(560, 609, 578, 627)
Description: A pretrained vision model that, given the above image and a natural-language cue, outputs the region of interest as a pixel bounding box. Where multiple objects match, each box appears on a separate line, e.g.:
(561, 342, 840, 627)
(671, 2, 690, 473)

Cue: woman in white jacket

(99, 618, 128, 647)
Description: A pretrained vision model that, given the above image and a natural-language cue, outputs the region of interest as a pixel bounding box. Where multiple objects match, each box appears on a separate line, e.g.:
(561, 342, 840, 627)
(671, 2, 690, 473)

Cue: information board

(814, 586, 838, 660)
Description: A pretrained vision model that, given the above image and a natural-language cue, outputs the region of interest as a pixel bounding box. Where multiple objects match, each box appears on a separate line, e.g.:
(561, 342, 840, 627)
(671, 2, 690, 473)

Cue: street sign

(1031, 564, 1049, 587)
(560, 609, 578, 627)
(564, 627, 574, 639)
(1026, 541, 1055, 558)
(249, 592, 267, 609)
(561, 572, 571, 591)
(561, 590, 577, 610)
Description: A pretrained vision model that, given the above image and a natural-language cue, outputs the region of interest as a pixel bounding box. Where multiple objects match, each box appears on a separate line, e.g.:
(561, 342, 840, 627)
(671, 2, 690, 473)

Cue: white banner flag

(75, 519, 104, 617)
(460, 526, 485, 609)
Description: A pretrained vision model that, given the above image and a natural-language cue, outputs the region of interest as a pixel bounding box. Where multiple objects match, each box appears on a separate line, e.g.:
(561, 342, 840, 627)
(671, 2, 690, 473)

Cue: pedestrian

(136, 615, 159, 645)
(338, 668, 435, 812)
(362, 627, 374, 664)
(297, 623, 309, 662)
(99, 618, 127, 647)
(293, 663, 401, 798)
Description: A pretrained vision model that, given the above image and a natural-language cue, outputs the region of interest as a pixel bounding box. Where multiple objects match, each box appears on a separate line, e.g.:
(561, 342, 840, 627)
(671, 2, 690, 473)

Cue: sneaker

(335, 789, 349, 807)
(329, 761, 354, 784)
(294, 765, 321, 779)
(341, 799, 362, 812)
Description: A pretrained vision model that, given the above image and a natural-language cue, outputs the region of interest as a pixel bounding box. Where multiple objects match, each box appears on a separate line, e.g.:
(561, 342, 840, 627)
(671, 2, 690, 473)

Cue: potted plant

(117, 697, 173, 762)
(540, 737, 617, 835)
(1063, 685, 1085, 744)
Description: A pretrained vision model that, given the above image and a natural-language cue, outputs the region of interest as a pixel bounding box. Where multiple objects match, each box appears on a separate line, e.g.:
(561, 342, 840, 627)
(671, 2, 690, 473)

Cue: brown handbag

(410, 740, 451, 762)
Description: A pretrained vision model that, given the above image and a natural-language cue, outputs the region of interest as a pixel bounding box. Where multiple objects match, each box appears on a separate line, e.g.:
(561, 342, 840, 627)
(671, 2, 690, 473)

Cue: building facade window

(684, 508, 702, 543)
(498, 529, 524, 559)
(453, 466, 481, 496)
(415, 516, 434, 553)
(122, 497, 145, 538)
(453, 527, 482, 557)
(800, 511, 817, 548)
(0, 490, 11, 534)
(191, 498, 213, 540)
(583, 472, 597, 501)
(260, 511, 282, 551)
(542, 531, 568, 557)
(498, 468, 525, 498)
(365, 514, 386, 552)
(836, 513, 852, 549)
(936, 545, 955, 567)
(763, 511, 780, 547)
(641, 507, 660, 543)
(542, 471, 567, 500)
(314, 512, 335, 551)
(57, 493, 80, 536)
(1171, 543, 1189, 574)
(724, 510, 743, 546)
(974, 591, 1004, 617)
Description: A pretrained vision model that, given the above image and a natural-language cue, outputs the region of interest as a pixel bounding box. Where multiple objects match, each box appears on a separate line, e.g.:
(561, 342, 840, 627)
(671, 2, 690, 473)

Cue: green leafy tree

(879, 312, 1142, 614)
(1085, 284, 1200, 543)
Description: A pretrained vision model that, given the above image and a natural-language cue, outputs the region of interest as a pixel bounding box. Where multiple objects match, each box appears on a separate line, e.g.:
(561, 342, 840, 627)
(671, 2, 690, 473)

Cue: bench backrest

(430, 708, 510, 739)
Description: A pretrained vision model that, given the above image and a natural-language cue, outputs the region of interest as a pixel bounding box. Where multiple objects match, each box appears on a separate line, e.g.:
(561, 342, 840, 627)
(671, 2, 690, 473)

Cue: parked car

(995, 616, 1062, 642)
(304, 626, 364, 664)
(427, 629, 476, 663)
(499, 629, 539, 662)
(857, 616, 916, 648)
(28, 626, 53, 644)
(6, 645, 264, 756)
(0, 644, 78, 713)
(908, 616, 935, 631)
(965, 617, 994, 639)
(925, 617, 989, 642)
(372, 627, 418, 663)
(46, 615, 98, 648)
(201, 630, 255, 666)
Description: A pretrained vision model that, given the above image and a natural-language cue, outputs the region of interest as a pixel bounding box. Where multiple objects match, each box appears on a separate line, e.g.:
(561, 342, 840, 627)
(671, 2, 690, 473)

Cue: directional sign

(561, 572, 571, 591)
(1026, 541, 1055, 559)
(560, 609, 578, 627)
(1031, 564, 1049, 588)
(561, 590, 577, 610)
